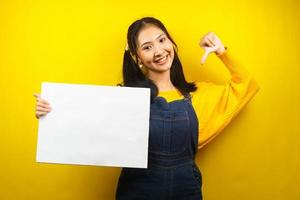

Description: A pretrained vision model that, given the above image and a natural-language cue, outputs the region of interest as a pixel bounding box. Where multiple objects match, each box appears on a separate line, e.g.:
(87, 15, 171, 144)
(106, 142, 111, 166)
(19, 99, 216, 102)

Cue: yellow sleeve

(191, 48, 260, 149)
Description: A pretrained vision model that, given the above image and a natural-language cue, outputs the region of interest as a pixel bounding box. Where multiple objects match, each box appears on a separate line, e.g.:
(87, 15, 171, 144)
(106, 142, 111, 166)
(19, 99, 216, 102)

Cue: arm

(194, 33, 260, 149)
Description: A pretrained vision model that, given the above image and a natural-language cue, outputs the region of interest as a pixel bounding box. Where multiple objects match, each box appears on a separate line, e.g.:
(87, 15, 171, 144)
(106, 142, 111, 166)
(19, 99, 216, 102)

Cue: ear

(137, 57, 143, 65)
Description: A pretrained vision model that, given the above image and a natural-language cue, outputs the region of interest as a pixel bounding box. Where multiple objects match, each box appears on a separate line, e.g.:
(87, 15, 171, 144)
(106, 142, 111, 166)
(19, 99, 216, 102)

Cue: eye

(159, 37, 166, 43)
(142, 45, 152, 50)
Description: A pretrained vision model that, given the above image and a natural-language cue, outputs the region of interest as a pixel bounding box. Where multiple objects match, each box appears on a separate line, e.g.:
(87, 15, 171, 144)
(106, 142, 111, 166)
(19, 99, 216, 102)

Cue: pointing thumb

(201, 48, 210, 65)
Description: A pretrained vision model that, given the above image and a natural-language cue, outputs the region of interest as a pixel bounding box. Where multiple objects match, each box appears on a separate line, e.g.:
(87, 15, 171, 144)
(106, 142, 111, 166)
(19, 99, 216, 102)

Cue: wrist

(216, 46, 227, 56)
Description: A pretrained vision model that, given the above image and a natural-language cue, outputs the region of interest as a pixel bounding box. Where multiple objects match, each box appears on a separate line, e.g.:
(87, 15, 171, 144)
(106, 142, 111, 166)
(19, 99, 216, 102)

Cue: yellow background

(0, 0, 299, 199)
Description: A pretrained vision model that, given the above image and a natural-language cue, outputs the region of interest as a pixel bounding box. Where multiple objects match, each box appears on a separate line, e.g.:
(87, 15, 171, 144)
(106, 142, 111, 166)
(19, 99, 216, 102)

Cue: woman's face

(136, 25, 174, 74)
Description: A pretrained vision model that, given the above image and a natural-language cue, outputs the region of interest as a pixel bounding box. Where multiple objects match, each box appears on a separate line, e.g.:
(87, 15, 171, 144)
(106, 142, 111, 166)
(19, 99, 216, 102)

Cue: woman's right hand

(33, 93, 52, 119)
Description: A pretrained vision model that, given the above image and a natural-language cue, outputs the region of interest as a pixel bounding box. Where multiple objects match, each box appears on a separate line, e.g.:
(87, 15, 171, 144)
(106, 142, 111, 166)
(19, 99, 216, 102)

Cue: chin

(153, 66, 172, 73)
(153, 61, 173, 72)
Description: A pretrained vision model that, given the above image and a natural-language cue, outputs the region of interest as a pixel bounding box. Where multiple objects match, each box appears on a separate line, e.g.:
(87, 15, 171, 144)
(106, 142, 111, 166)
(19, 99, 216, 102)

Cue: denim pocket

(149, 110, 190, 155)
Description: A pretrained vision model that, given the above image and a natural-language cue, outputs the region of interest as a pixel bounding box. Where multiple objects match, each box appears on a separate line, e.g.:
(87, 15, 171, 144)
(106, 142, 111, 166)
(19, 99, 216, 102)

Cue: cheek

(165, 43, 175, 56)
(168, 45, 174, 53)
(140, 54, 154, 65)
(168, 45, 175, 58)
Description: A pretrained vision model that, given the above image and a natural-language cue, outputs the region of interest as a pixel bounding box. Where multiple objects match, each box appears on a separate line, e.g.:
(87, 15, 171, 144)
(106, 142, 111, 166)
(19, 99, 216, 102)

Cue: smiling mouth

(154, 55, 168, 64)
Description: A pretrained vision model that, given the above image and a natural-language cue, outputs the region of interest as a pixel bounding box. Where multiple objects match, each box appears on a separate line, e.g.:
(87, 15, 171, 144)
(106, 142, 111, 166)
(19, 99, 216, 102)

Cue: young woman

(34, 17, 260, 200)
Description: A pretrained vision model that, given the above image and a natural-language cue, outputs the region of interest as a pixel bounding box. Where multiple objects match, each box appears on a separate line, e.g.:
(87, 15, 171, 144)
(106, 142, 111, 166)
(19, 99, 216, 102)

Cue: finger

(199, 36, 212, 47)
(40, 99, 50, 105)
(33, 93, 50, 104)
(36, 107, 51, 112)
(206, 38, 215, 47)
(198, 39, 205, 47)
(34, 94, 41, 101)
(201, 49, 210, 65)
(37, 102, 51, 109)
(209, 32, 216, 40)
(36, 111, 47, 118)
(208, 37, 216, 46)
(201, 46, 217, 64)
(33, 93, 40, 98)
(200, 38, 213, 48)
(36, 98, 50, 105)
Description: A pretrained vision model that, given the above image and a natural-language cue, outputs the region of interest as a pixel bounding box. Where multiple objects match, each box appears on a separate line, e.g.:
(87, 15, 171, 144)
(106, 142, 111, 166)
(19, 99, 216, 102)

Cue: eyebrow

(140, 33, 165, 48)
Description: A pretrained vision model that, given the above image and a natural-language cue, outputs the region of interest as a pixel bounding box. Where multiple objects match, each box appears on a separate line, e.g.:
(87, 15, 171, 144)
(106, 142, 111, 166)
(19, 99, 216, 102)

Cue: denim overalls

(116, 92, 202, 200)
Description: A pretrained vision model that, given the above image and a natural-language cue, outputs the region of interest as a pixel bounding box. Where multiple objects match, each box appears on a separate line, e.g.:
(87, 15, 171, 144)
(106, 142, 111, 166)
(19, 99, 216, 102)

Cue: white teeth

(156, 55, 167, 64)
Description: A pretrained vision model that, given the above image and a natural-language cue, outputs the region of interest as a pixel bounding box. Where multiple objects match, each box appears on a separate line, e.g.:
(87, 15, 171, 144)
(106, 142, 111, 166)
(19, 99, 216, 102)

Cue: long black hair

(117, 17, 197, 103)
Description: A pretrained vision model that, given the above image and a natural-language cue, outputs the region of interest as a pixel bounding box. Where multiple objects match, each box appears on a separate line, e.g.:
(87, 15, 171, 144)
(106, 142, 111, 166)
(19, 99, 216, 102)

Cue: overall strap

(183, 92, 192, 103)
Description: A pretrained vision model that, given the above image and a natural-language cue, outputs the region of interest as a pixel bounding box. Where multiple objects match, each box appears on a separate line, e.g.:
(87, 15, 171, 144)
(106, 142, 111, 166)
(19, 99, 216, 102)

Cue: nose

(153, 45, 164, 57)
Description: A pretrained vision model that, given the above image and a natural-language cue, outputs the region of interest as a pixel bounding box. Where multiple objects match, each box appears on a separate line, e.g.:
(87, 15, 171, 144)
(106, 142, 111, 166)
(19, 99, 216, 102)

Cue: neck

(147, 70, 175, 91)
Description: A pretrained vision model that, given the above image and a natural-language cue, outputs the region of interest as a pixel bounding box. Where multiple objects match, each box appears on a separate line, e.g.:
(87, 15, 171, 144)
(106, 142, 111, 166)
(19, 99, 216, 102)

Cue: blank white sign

(36, 82, 150, 168)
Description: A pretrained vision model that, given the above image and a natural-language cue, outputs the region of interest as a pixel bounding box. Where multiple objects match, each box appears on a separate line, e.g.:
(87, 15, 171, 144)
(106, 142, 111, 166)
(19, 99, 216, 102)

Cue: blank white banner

(36, 82, 150, 168)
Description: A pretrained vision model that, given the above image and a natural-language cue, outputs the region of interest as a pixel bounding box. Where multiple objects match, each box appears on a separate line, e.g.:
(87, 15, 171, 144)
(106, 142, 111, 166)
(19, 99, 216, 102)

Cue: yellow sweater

(158, 48, 260, 149)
